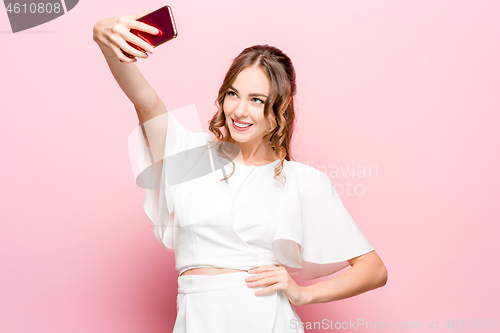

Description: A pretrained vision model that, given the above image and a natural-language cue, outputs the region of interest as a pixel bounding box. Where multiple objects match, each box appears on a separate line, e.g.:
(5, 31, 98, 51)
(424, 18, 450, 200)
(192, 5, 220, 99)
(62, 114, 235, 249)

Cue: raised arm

(93, 9, 169, 162)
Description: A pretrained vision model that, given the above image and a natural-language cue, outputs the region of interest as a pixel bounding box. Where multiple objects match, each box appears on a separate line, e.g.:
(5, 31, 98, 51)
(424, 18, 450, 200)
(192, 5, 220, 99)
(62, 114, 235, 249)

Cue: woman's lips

(232, 119, 253, 131)
(232, 118, 252, 125)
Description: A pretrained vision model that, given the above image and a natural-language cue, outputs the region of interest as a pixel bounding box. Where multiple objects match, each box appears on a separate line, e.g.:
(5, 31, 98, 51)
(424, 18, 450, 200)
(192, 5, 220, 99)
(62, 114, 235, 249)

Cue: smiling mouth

(232, 119, 253, 128)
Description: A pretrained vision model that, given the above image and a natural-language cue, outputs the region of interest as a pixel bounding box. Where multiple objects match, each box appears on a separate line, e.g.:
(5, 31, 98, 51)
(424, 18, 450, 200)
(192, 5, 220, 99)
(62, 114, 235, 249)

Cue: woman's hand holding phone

(93, 9, 159, 63)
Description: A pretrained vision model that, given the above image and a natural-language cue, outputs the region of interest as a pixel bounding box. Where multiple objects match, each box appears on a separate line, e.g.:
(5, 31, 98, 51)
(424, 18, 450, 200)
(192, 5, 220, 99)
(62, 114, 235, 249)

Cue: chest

(170, 162, 286, 249)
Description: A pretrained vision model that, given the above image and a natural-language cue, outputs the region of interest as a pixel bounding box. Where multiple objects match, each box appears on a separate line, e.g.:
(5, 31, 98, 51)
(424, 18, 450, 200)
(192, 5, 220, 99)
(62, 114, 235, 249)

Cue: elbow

(376, 262, 388, 288)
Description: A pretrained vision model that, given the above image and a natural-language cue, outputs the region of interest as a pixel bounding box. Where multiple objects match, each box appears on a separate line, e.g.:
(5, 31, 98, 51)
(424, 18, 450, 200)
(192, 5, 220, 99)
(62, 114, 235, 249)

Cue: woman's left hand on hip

(245, 265, 310, 306)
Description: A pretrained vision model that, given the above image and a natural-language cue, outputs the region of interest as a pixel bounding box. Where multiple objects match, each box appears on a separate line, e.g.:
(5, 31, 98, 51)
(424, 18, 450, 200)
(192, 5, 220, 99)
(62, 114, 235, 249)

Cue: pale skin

(93, 9, 387, 307)
(222, 65, 279, 166)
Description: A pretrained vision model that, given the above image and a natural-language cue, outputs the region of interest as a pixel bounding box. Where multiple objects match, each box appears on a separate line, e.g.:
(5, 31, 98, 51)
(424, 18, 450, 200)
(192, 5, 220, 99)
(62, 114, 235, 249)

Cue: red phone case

(121, 5, 177, 59)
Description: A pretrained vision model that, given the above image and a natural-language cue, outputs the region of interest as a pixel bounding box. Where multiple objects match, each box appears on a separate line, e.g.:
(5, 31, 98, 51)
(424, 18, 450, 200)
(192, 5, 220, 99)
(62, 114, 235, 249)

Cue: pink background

(1, 0, 499, 332)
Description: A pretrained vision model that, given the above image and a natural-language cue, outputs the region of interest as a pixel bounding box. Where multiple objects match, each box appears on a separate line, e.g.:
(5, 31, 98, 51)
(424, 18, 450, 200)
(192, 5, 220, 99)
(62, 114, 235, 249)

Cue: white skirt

(173, 271, 305, 333)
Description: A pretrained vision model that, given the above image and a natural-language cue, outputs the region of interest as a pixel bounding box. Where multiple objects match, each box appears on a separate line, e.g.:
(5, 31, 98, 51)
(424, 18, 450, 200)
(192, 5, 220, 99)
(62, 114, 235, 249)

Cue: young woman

(93, 8, 387, 333)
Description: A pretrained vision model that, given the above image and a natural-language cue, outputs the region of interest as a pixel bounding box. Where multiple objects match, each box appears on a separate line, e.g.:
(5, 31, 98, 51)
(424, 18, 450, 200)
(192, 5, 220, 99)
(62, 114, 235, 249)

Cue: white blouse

(131, 104, 374, 280)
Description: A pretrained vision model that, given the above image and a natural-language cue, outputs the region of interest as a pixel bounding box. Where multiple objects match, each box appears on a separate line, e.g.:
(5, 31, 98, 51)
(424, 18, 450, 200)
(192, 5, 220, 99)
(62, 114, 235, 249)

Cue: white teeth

(234, 120, 252, 128)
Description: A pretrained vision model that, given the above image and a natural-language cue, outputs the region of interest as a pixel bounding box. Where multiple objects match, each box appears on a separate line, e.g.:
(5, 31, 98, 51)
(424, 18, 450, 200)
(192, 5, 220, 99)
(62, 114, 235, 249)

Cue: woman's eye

(226, 91, 263, 104)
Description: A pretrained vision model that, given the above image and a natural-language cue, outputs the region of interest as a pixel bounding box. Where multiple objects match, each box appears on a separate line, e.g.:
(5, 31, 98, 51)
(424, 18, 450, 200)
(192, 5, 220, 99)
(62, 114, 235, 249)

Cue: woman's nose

(233, 101, 247, 117)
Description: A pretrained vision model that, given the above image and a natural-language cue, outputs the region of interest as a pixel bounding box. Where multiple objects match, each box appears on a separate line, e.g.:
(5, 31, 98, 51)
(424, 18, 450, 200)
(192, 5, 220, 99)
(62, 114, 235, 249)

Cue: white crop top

(131, 104, 375, 280)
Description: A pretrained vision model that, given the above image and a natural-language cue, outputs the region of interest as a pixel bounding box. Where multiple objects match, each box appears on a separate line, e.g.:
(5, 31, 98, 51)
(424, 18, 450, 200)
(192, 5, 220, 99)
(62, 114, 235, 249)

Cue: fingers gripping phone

(121, 5, 178, 58)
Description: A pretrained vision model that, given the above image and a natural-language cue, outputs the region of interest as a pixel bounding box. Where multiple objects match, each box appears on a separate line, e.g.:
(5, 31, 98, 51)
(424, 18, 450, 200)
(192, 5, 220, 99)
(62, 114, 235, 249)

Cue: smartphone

(121, 5, 178, 58)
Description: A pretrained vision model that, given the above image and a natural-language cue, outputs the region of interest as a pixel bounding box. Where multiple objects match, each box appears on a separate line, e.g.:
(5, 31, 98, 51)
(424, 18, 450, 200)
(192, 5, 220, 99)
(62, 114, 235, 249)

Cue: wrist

(93, 32, 112, 54)
(95, 41, 112, 54)
(300, 286, 315, 306)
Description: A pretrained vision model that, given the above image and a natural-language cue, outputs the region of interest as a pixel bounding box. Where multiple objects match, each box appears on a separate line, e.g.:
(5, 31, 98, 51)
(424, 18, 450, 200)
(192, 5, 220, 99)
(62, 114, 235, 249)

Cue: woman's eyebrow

(230, 86, 268, 98)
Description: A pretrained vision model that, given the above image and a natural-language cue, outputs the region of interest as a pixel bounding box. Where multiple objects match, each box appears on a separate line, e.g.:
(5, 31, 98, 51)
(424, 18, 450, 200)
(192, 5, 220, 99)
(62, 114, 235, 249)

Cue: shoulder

(285, 160, 330, 179)
(203, 132, 213, 143)
(284, 160, 332, 187)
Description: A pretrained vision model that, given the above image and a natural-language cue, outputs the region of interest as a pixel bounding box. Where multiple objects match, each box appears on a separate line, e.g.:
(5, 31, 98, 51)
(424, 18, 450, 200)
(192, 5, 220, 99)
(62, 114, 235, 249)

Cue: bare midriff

(180, 267, 249, 276)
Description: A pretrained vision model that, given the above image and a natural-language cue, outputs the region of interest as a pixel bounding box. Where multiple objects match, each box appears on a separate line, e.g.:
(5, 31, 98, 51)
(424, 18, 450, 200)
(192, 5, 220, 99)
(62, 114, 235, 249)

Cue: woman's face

(223, 66, 273, 147)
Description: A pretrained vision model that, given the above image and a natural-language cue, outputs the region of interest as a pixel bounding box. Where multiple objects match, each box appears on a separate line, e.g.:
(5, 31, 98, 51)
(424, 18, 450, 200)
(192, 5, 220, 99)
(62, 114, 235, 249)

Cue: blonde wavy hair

(207, 44, 298, 186)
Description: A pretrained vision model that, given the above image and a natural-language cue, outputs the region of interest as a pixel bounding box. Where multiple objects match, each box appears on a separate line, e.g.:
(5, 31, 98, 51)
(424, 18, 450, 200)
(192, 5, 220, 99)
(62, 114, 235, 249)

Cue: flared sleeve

(129, 104, 211, 251)
(271, 162, 375, 280)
